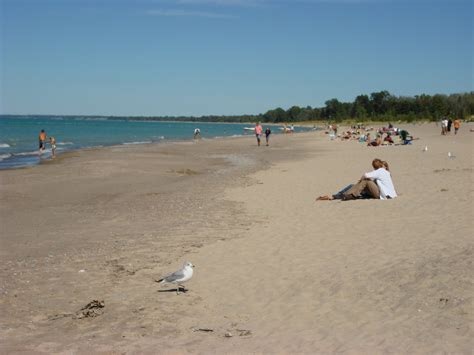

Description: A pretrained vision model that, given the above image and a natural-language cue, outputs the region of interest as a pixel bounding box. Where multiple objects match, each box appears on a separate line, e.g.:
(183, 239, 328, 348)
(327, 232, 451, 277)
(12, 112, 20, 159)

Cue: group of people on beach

(328, 123, 414, 146)
(318, 117, 465, 201)
(317, 158, 397, 201)
(366, 125, 414, 146)
(440, 117, 461, 135)
(254, 122, 271, 146)
(192, 124, 273, 146)
(38, 129, 56, 157)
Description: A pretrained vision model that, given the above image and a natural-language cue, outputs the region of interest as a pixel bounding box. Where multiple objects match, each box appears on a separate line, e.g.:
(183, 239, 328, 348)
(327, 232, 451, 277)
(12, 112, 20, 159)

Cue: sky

(0, 0, 472, 116)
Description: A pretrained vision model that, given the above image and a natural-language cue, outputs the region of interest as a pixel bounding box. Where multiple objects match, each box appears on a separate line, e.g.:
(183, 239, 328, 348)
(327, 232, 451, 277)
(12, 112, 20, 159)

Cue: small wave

(57, 142, 73, 145)
(158, 136, 165, 140)
(0, 143, 11, 148)
(75, 117, 108, 121)
(14, 150, 40, 156)
(0, 153, 12, 161)
(123, 141, 152, 145)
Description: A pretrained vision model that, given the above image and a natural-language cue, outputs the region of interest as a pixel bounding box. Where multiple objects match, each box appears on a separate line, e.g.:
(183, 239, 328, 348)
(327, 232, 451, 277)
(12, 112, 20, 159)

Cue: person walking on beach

(453, 119, 461, 135)
(255, 122, 263, 146)
(38, 129, 47, 153)
(447, 118, 453, 134)
(49, 136, 57, 158)
(265, 127, 271, 146)
(441, 118, 448, 135)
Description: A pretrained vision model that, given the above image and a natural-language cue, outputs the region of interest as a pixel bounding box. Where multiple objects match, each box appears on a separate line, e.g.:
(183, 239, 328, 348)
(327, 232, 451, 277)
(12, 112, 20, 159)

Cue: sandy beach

(0, 123, 472, 354)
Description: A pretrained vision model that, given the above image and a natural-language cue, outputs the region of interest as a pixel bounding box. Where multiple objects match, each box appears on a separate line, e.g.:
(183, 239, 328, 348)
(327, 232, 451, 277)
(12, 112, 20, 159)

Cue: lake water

(0, 116, 309, 169)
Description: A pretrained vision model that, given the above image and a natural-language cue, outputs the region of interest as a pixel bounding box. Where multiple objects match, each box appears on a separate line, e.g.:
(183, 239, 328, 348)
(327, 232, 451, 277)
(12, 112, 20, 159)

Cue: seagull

(422, 146, 428, 152)
(156, 261, 195, 294)
(448, 152, 456, 159)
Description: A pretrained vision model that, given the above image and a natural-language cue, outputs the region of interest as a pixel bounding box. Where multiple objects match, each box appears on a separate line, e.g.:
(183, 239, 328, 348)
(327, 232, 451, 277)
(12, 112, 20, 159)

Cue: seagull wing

(158, 268, 186, 283)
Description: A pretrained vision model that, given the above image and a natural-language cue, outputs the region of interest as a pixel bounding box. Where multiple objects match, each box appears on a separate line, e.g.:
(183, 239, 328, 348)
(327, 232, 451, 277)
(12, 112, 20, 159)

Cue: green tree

(370, 90, 391, 116)
(287, 106, 302, 122)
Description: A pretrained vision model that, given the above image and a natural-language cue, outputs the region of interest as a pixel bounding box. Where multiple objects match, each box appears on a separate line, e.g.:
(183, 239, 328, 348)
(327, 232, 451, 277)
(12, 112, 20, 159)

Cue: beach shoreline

(0, 115, 317, 170)
(0, 123, 472, 353)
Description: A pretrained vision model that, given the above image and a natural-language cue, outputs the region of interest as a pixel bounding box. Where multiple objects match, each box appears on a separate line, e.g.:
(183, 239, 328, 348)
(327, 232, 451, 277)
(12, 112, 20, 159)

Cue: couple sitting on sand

(317, 158, 397, 201)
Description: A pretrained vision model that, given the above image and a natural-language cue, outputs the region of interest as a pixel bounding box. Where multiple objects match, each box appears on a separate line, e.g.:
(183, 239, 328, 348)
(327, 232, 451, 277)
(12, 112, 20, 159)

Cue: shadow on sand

(158, 287, 188, 294)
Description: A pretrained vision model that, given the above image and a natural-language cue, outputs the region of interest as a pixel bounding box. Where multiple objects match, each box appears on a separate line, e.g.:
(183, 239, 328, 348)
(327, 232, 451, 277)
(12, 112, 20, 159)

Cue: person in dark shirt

(447, 118, 453, 133)
(265, 128, 271, 146)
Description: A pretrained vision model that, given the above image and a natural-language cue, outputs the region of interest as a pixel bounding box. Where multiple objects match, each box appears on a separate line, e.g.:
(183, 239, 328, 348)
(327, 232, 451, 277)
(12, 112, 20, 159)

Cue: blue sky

(1, 0, 472, 116)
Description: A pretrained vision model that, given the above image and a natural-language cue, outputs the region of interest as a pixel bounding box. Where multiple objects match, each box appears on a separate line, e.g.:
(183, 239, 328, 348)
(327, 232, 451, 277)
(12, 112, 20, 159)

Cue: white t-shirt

(364, 168, 397, 199)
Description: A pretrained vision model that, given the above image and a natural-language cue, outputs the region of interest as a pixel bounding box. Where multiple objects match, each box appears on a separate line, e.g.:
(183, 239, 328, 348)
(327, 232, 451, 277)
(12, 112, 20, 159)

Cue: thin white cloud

(159, 0, 393, 7)
(153, 0, 459, 4)
(148, 0, 453, 10)
(174, 0, 456, 5)
(294, 0, 389, 3)
(175, 0, 264, 5)
(147, 9, 237, 18)
(173, 0, 269, 6)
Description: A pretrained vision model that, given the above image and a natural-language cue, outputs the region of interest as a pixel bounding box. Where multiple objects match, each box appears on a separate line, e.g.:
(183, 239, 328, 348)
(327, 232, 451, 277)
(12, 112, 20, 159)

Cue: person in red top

(255, 122, 263, 146)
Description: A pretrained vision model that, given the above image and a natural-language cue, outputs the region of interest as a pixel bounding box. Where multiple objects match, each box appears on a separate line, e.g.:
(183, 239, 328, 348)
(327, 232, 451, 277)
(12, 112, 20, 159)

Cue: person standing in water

(38, 129, 47, 153)
(255, 122, 263, 146)
(49, 136, 57, 158)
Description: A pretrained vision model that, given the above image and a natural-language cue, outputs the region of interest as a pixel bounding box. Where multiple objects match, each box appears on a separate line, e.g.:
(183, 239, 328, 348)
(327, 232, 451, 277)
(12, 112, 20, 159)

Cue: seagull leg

(176, 285, 180, 295)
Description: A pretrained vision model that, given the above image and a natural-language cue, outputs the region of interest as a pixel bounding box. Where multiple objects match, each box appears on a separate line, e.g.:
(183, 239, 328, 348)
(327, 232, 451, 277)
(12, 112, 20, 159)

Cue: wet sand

(0, 123, 472, 353)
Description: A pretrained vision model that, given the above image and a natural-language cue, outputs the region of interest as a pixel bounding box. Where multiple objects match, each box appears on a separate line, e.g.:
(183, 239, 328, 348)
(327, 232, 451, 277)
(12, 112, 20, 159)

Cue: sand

(0, 123, 472, 353)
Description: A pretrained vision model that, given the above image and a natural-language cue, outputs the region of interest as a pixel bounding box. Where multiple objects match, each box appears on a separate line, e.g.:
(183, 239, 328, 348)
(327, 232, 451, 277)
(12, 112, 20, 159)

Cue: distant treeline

(261, 91, 474, 123)
(6, 91, 473, 123)
(127, 91, 474, 123)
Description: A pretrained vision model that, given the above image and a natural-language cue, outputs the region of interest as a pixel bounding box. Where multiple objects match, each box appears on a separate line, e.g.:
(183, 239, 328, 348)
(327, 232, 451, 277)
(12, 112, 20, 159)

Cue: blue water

(0, 116, 309, 169)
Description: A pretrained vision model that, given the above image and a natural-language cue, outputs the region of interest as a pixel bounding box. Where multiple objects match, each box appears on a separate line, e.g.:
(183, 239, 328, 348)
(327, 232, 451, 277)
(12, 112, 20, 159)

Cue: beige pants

(343, 179, 380, 199)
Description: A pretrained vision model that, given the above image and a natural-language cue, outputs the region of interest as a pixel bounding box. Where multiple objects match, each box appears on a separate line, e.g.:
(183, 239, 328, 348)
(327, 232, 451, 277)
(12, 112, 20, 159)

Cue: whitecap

(123, 141, 152, 145)
(0, 143, 11, 148)
(0, 153, 12, 161)
(78, 117, 107, 121)
(14, 151, 41, 156)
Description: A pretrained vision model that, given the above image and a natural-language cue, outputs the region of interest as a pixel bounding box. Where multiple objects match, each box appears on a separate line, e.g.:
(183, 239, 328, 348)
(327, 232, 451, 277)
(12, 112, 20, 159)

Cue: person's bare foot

(316, 195, 333, 201)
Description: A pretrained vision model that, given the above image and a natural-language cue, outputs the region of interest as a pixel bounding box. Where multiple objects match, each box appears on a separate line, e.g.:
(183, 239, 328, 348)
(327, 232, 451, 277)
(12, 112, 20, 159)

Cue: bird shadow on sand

(158, 287, 189, 293)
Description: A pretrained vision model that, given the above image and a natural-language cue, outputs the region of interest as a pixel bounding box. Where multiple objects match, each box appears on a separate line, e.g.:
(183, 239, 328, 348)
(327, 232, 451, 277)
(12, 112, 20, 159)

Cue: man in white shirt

(342, 159, 397, 200)
(441, 118, 448, 135)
